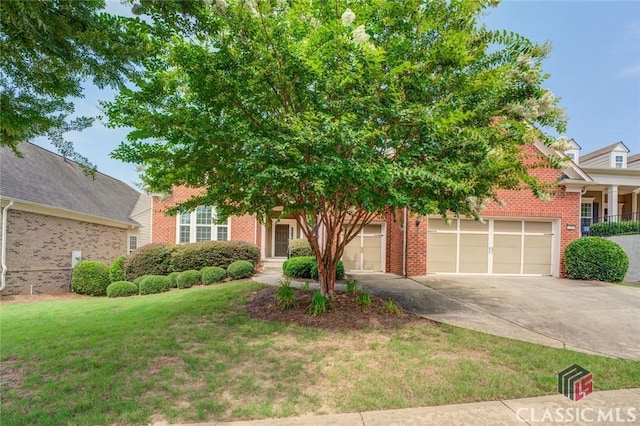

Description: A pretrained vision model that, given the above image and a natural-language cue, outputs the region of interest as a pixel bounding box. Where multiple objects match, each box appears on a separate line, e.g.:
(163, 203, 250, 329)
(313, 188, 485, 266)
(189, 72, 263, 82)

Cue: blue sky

(34, 0, 640, 190)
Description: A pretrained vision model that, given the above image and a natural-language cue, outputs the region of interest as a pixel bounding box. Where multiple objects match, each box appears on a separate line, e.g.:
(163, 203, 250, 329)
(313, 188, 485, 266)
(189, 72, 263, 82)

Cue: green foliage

(139, 275, 171, 295)
(227, 260, 254, 280)
(288, 239, 313, 258)
(275, 279, 298, 310)
(308, 291, 327, 317)
(355, 292, 372, 306)
(124, 243, 174, 280)
(345, 279, 359, 294)
(176, 270, 201, 289)
(301, 281, 311, 292)
(167, 271, 181, 288)
(383, 299, 402, 315)
(133, 275, 151, 286)
(171, 241, 260, 272)
(311, 261, 345, 281)
(201, 266, 227, 285)
(109, 255, 128, 283)
(283, 256, 316, 279)
(106, 0, 566, 295)
(71, 260, 111, 296)
(106, 281, 138, 298)
(588, 221, 640, 237)
(564, 237, 629, 283)
(0, 0, 146, 163)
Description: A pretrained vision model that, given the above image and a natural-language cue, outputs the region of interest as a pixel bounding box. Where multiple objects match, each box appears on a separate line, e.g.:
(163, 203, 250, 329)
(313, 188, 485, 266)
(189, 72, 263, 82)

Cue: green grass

(2, 281, 639, 425)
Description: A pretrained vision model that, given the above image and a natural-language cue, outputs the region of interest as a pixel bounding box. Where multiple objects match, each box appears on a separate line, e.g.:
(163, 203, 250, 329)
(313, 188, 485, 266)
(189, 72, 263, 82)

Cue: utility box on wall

(71, 250, 82, 268)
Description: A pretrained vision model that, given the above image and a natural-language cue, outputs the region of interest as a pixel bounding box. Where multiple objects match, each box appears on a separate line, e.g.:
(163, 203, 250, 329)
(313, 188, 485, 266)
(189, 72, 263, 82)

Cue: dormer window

(567, 152, 575, 161)
(615, 155, 624, 168)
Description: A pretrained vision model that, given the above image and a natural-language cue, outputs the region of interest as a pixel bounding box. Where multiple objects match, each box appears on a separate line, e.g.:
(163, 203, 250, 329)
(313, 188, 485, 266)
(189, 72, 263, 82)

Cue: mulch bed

(247, 286, 435, 330)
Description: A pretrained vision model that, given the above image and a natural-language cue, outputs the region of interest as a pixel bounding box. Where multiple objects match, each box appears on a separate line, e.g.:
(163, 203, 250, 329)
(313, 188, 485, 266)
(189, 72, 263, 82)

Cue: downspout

(1, 201, 14, 292)
(403, 207, 408, 278)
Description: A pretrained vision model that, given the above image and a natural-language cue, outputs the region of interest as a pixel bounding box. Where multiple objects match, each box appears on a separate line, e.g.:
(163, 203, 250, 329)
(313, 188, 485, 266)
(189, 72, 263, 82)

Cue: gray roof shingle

(0, 142, 141, 226)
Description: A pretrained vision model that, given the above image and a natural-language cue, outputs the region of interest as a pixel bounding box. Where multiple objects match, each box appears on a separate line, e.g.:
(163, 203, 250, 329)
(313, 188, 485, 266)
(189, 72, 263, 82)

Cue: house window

(580, 202, 592, 235)
(567, 152, 575, 161)
(177, 206, 229, 243)
(129, 235, 138, 253)
(614, 155, 624, 168)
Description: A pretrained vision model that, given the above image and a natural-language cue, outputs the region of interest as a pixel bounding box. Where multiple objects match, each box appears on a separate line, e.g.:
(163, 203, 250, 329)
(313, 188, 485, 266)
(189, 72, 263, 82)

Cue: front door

(274, 224, 290, 257)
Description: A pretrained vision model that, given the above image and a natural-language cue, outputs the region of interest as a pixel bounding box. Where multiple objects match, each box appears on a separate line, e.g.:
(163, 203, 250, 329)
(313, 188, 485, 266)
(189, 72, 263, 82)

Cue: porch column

(633, 190, 639, 218)
(608, 185, 619, 220)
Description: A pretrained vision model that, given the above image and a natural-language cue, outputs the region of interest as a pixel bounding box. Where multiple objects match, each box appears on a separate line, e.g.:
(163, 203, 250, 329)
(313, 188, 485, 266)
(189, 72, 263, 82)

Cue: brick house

(151, 140, 640, 278)
(0, 143, 152, 296)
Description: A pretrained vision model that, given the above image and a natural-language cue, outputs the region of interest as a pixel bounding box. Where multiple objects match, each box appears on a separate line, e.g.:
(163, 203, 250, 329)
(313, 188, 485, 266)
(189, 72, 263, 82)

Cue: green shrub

(564, 237, 629, 283)
(308, 291, 327, 316)
(171, 241, 260, 272)
(311, 261, 345, 281)
(133, 275, 151, 286)
(346, 279, 359, 294)
(139, 275, 171, 295)
(71, 261, 111, 296)
(201, 266, 227, 285)
(227, 260, 254, 279)
(383, 298, 402, 315)
(288, 239, 313, 258)
(283, 256, 315, 279)
(589, 221, 640, 237)
(107, 281, 138, 297)
(177, 270, 201, 288)
(123, 243, 174, 280)
(275, 279, 298, 309)
(355, 292, 372, 306)
(109, 255, 128, 283)
(167, 271, 181, 288)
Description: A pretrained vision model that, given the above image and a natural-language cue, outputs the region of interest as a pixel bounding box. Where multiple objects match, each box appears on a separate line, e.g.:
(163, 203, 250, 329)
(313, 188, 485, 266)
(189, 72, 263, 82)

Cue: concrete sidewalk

(176, 388, 640, 426)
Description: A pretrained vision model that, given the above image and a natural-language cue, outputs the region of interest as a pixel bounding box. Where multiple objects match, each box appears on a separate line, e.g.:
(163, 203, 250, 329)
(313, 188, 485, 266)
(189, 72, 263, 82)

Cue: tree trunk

(317, 257, 337, 296)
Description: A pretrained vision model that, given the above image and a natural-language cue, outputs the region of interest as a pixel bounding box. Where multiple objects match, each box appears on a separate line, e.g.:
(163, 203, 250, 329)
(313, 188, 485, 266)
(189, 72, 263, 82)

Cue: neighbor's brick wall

(1, 209, 127, 296)
(385, 209, 405, 276)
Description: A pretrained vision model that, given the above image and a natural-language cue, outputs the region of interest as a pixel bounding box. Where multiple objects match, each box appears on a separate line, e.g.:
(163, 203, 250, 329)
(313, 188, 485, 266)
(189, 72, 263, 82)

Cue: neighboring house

(151, 141, 640, 279)
(0, 142, 152, 296)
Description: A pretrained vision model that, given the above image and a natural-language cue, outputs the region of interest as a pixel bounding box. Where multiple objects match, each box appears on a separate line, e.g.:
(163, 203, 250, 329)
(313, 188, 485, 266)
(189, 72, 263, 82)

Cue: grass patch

(1, 281, 639, 425)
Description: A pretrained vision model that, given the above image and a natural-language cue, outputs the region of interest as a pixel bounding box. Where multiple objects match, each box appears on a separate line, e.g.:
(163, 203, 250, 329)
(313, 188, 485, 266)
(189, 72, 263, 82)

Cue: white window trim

(128, 235, 138, 253)
(611, 152, 626, 168)
(175, 207, 231, 243)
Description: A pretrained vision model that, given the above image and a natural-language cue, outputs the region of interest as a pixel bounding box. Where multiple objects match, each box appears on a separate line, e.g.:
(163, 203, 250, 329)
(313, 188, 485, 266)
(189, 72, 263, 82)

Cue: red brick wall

(385, 209, 405, 276)
(231, 214, 257, 243)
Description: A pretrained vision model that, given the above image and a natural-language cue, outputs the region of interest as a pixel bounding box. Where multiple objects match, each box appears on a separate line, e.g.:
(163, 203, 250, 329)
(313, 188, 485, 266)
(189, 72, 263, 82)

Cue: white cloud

(617, 64, 640, 78)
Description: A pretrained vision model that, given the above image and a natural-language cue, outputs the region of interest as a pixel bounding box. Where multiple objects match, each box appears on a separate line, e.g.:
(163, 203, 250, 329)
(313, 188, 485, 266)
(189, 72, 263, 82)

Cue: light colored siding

(129, 193, 153, 247)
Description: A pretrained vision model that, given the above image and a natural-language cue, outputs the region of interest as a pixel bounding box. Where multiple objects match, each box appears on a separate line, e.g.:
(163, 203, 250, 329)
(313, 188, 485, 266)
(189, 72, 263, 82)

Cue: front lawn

(1, 281, 638, 425)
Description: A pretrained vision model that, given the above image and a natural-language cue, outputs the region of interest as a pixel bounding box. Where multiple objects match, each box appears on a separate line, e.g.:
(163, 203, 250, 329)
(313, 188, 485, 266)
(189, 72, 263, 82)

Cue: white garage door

(427, 218, 553, 275)
(343, 224, 385, 271)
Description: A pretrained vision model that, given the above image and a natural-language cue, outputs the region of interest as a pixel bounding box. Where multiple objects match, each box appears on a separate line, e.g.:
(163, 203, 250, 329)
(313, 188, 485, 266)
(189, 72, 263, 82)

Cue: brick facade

(1, 209, 127, 296)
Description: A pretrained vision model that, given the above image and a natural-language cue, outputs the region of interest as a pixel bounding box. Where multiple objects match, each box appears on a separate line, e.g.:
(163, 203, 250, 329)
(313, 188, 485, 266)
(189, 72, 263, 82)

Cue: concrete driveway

(354, 273, 640, 360)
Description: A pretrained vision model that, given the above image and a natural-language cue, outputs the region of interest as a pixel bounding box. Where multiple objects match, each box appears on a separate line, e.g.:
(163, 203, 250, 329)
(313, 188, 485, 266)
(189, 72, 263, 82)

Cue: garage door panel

(362, 235, 382, 271)
(344, 224, 383, 271)
(523, 235, 552, 275)
(493, 235, 522, 274)
(459, 234, 488, 273)
(427, 233, 457, 273)
(343, 241, 360, 270)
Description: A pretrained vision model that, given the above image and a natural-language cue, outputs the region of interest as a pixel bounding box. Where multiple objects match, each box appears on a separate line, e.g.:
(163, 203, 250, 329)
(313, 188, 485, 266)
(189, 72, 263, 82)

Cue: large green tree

(0, 0, 148, 166)
(106, 0, 566, 295)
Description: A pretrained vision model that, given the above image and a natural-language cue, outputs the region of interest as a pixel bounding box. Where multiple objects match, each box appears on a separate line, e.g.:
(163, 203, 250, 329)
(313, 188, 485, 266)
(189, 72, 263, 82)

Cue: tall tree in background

(0, 0, 147, 167)
(107, 0, 566, 295)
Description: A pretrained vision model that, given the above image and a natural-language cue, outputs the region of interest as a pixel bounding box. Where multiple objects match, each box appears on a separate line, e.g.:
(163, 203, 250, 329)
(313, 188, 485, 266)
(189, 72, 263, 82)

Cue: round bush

(167, 271, 181, 288)
(71, 260, 111, 296)
(123, 243, 174, 280)
(288, 239, 313, 258)
(311, 261, 345, 281)
(177, 270, 201, 288)
(107, 281, 138, 297)
(282, 256, 315, 279)
(139, 275, 171, 295)
(227, 260, 255, 279)
(201, 266, 227, 285)
(133, 275, 151, 286)
(564, 237, 629, 283)
(109, 255, 128, 283)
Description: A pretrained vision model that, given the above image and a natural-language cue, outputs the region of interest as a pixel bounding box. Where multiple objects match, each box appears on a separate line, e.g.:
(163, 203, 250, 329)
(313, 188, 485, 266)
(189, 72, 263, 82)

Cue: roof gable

(0, 142, 141, 225)
(580, 142, 630, 163)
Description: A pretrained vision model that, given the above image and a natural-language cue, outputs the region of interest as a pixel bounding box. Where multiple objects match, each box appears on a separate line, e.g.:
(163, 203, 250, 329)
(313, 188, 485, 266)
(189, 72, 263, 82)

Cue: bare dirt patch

(0, 293, 89, 304)
(247, 286, 436, 329)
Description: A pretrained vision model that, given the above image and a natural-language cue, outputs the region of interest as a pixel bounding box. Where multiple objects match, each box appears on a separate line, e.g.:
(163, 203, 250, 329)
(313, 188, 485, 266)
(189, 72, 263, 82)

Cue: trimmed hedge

(282, 256, 345, 281)
(283, 256, 315, 279)
(171, 241, 260, 272)
(177, 270, 201, 288)
(109, 255, 128, 283)
(71, 261, 111, 296)
(139, 275, 171, 295)
(107, 281, 138, 297)
(124, 244, 174, 280)
(201, 266, 227, 285)
(133, 275, 151, 286)
(227, 260, 254, 279)
(288, 239, 313, 258)
(167, 271, 181, 288)
(589, 221, 640, 237)
(564, 237, 629, 283)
